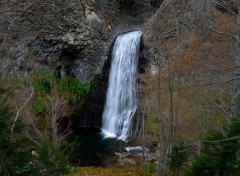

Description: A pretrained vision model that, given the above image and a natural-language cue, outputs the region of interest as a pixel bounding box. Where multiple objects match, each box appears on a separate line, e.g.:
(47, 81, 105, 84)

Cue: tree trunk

(50, 78, 57, 145)
(230, 4, 240, 116)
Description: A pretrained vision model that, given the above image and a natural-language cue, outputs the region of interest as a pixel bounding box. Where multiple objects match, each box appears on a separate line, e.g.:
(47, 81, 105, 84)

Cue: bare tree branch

(211, 0, 237, 16)
(209, 27, 237, 41)
(11, 87, 33, 132)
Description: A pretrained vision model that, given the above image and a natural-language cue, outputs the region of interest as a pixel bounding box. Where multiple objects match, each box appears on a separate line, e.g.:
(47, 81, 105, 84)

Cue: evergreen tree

(169, 142, 188, 176)
(184, 115, 240, 176)
(0, 94, 35, 175)
(38, 139, 70, 176)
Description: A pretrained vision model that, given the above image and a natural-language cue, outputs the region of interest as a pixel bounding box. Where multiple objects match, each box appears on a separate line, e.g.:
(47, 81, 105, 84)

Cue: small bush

(38, 139, 70, 176)
(0, 94, 36, 175)
(169, 142, 188, 175)
(183, 115, 240, 176)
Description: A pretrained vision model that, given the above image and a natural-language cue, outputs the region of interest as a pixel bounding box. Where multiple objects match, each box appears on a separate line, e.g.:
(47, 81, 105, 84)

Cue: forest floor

(70, 166, 155, 176)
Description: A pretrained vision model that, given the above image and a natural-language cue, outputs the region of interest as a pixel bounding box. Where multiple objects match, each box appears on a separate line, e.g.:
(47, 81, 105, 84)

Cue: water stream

(102, 31, 142, 141)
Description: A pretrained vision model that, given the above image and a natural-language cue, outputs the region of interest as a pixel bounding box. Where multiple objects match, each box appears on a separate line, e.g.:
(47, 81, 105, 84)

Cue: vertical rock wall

(0, 0, 161, 129)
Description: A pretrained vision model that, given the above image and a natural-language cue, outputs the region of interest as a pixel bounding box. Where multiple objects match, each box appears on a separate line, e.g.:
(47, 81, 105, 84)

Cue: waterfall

(102, 31, 142, 141)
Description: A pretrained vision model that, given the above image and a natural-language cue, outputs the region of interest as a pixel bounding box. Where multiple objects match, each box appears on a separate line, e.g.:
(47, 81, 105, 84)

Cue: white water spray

(102, 31, 142, 141)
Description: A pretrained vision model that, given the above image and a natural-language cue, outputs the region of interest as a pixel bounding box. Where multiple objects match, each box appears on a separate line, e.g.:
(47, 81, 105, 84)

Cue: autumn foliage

(141, 2, 238, 154)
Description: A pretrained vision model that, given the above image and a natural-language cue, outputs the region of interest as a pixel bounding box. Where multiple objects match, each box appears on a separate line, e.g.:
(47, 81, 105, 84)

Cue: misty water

(72, 31, 142, 166)
(102, 31, 142, 141)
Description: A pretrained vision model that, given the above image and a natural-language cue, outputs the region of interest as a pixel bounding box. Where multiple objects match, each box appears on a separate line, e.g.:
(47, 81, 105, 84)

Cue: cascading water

(102, 30, 142, 141)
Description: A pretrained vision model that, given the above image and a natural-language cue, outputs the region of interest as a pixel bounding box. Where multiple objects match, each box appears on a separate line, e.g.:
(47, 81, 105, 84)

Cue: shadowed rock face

(0, 1, 107, 83)
(0, 0, 158, 84)
(77, 32, 146, 132)
(76, 47, 111, 129)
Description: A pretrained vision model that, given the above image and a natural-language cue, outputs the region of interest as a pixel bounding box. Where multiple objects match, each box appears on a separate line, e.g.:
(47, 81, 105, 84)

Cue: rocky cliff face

(1, 0, 107, 83)
(1, 0, 224, 131)
(142, 0, 215, 74)
(0, 0, 159, 84)
(0, 0, 160, 128)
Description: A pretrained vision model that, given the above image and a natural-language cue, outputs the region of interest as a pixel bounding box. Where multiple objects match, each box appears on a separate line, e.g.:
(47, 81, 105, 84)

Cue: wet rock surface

(112, 144, 159, 167)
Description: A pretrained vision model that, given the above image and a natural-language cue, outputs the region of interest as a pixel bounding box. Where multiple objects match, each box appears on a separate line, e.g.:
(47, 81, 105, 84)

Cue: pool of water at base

(69, 128, 126, 166)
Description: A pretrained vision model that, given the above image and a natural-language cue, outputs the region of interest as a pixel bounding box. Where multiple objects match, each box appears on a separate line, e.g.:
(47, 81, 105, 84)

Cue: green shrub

(38, 139, 70, 175)
(169, 142, 188, 176)
(31, 72, 91, 109)
(34, 98, 48, 113)
(0, 94, 37, 175)
(183, 115, 240, 176)
(143, 163, 157, 173)
(31, 71, 54, 94)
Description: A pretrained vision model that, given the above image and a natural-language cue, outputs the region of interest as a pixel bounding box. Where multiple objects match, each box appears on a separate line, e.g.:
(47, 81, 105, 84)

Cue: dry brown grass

(70, 167, 154, 176)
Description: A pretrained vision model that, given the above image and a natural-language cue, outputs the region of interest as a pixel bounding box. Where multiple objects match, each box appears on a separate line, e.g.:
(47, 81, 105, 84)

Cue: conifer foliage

(0, 94, 35, 175)
(38, 139, 69, 176)
(169, 142, 188, 176)
(184, 115, 240, 176)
